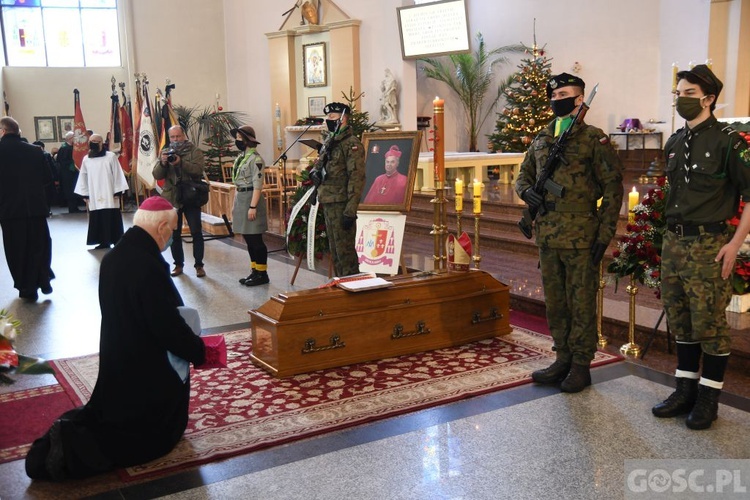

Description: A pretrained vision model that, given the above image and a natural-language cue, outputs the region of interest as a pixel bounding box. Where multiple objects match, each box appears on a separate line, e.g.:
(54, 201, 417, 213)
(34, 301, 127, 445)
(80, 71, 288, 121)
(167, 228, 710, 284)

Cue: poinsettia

(0, 309, 54, 385)
(285, 160, 330, 259)
(607, 177, 669, 296)
(728, 200, 750, 295)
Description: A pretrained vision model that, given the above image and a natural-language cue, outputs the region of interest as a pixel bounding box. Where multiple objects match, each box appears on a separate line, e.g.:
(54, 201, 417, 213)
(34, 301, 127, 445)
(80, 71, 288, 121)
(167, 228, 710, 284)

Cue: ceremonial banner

(135, 86, 158, 190)
(118, 101, 133, 173)
(72, 89, 88, 169)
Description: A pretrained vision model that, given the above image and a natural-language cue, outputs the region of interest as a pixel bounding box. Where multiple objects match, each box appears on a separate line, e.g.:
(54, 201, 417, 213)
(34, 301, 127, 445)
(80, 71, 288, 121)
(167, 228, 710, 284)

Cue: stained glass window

(1, 0, 119, 67)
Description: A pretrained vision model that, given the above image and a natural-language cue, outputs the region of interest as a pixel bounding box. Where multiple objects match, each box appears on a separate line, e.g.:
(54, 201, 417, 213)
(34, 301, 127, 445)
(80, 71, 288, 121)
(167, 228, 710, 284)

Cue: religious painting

(57, 116, 74, 140)
(308, 96, 326, 117)
(359, 131, 421, 212)
(34, 116, 57, 142)
(303, 42, 327, 88)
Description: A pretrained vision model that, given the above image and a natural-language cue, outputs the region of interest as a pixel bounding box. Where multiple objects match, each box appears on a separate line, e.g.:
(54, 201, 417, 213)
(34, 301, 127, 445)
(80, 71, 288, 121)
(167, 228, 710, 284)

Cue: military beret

(324, 102, 351, 115)
(546, 73, 586, 99)
(677, 64, 723, 98)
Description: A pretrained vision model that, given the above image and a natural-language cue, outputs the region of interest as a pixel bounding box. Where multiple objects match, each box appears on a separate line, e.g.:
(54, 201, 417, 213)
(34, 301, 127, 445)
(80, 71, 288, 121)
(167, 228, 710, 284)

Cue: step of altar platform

(405, 191, 631, 256)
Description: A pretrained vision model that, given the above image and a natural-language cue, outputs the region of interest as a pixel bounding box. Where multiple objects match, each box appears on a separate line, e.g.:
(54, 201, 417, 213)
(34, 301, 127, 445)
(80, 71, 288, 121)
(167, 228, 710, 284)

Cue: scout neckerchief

(232, 148, 256, 185)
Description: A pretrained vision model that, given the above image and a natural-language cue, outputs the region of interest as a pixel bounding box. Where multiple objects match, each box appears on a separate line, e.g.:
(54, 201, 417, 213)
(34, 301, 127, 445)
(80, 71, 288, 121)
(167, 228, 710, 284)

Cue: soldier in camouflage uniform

(515, 73, 623, 393)
(652, 65, 750, 430)
(313, 102, 366, 276)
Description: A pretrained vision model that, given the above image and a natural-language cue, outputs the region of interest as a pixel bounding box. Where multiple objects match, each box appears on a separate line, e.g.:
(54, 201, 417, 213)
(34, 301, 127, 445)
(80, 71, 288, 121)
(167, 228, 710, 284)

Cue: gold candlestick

(597, 260, 608, 348)
(472, 213, 481, 269)
(620, 274, 641, 357)
(456, 203, 462, 236)
(431, 188, 443, 270)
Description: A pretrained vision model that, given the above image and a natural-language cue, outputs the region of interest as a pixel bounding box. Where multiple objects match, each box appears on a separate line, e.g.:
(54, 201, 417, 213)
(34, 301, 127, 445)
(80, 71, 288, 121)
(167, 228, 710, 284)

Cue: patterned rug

(49, 326, 620, 481)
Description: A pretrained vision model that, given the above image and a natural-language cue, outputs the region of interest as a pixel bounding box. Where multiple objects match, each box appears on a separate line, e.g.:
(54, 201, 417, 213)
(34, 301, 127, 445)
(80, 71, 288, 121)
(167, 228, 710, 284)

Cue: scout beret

(229, 125, 260, 145)
(677, 64, 723, 98)
(546, 72, 586, 99)
(139, 196, 174, 211)
(324, 102, 351, 115)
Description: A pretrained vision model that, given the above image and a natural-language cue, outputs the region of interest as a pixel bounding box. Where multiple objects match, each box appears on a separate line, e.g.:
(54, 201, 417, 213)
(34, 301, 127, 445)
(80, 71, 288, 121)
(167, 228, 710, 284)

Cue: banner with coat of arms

(355, 212, 407, 276)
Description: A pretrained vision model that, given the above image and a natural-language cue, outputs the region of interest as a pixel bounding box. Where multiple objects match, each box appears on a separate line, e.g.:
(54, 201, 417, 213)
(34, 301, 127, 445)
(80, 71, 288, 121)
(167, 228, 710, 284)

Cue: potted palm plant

(420, 33, 523, 151)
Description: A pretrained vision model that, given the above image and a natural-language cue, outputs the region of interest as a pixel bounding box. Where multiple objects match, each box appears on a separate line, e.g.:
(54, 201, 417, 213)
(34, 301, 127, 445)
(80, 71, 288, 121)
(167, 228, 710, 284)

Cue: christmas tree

(489, 37, 554, 153)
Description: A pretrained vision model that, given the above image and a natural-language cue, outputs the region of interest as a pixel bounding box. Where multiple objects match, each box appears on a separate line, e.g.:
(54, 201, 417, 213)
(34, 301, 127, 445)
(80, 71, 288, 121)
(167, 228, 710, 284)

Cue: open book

(318, 272, 395, 292)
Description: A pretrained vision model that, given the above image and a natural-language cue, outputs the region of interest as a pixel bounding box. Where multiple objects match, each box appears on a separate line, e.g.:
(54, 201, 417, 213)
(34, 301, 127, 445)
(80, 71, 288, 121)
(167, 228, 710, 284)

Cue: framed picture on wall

(359, 131, 422, 212)
(308, 96, 326, 117)
(34, 116, 57, 142)
(303, 42, 327, 88)
(57, 116, 75, 139)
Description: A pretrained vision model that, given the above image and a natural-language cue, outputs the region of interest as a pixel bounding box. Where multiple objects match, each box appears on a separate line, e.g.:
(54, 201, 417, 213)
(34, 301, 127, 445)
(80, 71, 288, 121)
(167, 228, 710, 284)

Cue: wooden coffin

(248, 270, 511, 377)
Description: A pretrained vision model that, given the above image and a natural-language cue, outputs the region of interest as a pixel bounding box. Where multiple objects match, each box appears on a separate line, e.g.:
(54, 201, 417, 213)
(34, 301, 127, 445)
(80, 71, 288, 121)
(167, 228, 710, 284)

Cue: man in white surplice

(74, 134, 129, 250)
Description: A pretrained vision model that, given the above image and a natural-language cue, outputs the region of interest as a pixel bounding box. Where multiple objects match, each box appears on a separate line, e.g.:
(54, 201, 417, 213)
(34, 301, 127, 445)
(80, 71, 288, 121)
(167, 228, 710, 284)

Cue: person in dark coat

(32, 140, 60, 212)
(25, 196, 207, 481)
(0, 117, 54, 301)
(56, 131, 83, 213)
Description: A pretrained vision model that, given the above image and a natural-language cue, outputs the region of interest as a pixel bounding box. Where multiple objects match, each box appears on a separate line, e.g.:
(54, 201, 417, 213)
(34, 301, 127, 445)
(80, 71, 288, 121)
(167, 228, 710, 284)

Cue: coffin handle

(302, 335, 346, 354)
(391, 321, 431, 340)
(471, 307, 502, 324)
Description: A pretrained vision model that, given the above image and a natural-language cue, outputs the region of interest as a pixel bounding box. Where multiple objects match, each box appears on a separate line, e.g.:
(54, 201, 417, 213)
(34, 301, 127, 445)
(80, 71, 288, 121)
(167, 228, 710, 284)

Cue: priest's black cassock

(26, 225, 205, 480)
(0, 132, 53, 299)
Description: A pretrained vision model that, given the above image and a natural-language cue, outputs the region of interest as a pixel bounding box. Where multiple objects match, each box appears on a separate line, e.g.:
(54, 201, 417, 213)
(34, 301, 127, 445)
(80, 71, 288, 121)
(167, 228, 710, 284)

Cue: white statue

(379, 69, 399, 125)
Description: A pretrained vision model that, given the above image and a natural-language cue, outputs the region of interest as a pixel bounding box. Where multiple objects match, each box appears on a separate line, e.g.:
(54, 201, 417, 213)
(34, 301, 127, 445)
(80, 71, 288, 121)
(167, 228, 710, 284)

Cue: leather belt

(236, 187, 254, 192)
(667, 222, 726, 238)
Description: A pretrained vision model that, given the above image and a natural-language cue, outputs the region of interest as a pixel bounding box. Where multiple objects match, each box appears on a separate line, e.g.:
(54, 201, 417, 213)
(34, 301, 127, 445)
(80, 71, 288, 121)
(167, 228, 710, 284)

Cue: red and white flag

(72, 89, 88, 170)
(119, 101, 133, 174)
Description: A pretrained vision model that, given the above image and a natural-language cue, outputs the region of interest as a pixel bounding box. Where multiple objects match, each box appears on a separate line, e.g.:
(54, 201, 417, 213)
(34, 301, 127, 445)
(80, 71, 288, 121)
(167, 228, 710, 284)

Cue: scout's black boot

(531, 359, 571, 384)
(652, 377, 698, 418)
(560, 363, 591, 393)
(244, 271, 269, 287)
(686, 385, 721, 430)
(239, 270, 258, 285)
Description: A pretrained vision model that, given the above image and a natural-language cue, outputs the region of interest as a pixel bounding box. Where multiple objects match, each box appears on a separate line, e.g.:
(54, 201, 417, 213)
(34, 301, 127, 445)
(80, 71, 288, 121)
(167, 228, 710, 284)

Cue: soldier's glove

(309, 169, 323, 187)
(342, 215, 356, 231)
(520, 188, 543, 211)
(590, 242, 608, 266)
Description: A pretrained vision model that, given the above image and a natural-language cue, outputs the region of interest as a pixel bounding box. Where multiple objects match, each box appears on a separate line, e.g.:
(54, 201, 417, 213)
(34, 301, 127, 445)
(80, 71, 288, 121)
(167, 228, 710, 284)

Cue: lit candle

(628, 187, 639, 223)
(455, 178, 463, 211)
(597, 197, 603, 209)
(473, 179, 482, 214)
(433, 96, 445, 186)
(671, 62, 678, 92)
(688, 60, 695, 69)
(705, 58, 713, 70)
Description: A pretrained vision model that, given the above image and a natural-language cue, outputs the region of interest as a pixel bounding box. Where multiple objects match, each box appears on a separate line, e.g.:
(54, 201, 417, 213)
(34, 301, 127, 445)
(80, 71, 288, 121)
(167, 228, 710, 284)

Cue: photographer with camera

(311, 102, 366, 277)
(153, 125, 207, 278)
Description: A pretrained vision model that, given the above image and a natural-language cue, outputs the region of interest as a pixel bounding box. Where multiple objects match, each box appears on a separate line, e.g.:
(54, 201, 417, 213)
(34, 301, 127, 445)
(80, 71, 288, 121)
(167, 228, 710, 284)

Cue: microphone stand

(268, 122, 316, 253)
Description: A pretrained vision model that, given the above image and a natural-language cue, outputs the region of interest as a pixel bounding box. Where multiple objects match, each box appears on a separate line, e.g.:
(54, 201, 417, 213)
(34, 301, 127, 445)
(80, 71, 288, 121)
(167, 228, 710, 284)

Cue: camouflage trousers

(661, 230, 732, 355)
(321, 201, 360, 277)
(539, 247, 598, 365)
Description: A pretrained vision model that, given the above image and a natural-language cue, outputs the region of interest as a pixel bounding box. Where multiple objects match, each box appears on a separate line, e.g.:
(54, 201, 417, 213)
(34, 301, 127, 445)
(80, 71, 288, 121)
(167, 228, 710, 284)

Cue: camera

(166, 149, 177, 163)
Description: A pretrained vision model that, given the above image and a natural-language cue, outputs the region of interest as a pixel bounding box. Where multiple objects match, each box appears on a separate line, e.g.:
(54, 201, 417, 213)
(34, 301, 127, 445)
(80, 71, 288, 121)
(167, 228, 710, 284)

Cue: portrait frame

(308, 96, 326, 117)
(57, 116, 75, 139)
(359, 131, 421, 212)
(303, 42, 327, 88)
(34, 116, 57, 142)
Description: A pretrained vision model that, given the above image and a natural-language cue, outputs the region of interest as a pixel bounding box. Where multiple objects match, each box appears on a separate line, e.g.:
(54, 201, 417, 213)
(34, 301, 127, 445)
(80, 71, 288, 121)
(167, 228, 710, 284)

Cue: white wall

(1, 0, 228, 147)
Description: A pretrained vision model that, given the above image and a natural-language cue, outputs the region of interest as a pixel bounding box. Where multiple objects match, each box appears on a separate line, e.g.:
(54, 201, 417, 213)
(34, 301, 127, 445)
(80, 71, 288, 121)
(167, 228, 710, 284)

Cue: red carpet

(46, 324, 620, 482)
(0, 384, 76, 464)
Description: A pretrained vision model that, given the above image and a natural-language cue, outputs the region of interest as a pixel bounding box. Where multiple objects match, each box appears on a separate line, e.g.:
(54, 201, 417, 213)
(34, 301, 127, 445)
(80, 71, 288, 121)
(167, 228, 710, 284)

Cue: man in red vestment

(363, 145, 408, 205)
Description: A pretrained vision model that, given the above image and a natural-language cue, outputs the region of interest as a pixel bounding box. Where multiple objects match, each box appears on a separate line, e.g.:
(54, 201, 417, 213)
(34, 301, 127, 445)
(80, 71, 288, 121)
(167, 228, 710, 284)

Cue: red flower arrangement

(285, 161, 329, 259)
(728, 200, 750, 295)
(607, 177, 669, 296)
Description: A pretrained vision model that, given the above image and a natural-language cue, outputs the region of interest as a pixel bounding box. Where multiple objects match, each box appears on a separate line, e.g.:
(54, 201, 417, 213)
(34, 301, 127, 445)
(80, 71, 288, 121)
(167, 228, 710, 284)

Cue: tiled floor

(0, 204, 748, 499)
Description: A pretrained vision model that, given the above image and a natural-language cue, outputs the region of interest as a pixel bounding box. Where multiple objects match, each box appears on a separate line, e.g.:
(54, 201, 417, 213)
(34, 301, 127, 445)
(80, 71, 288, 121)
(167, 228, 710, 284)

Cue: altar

(416, 152, 525, 191)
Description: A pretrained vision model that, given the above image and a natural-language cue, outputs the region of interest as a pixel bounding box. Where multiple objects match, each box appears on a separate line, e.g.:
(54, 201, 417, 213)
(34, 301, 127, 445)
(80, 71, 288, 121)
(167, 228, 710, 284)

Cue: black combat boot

(531, 359, 571, 384)
(239, 270, 258, 285)
(560, 363, 591, 393)
(244, 271, 269, 287)
(652, 377, 698, 418)
(686, 384, 721, 430)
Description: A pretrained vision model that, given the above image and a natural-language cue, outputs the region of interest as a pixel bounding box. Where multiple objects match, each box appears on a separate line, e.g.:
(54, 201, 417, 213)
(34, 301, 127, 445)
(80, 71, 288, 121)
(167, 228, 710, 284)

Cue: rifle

(309, 109, 347, 204)
(518, 83, 599, 239)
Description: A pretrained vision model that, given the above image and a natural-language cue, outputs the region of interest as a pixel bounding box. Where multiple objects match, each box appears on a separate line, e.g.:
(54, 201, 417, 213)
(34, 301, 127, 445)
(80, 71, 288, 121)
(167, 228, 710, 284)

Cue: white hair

(132, 207, 176, 228)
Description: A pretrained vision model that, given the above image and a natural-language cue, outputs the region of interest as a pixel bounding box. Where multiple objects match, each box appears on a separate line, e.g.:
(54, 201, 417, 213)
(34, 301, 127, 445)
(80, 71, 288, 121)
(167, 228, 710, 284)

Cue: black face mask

(326, 119, 340, 133)
(550, 96, 578, 117)
(235, 140, 246, 151)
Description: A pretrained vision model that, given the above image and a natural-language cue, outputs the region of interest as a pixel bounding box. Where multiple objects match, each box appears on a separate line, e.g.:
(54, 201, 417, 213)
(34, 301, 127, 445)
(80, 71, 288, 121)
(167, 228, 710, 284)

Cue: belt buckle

(674, 223, 684, 238)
